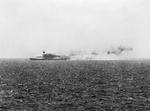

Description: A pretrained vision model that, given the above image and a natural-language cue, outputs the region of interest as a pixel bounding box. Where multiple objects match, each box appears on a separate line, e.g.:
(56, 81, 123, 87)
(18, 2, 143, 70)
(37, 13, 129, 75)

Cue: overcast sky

(0, 0, 150, 58)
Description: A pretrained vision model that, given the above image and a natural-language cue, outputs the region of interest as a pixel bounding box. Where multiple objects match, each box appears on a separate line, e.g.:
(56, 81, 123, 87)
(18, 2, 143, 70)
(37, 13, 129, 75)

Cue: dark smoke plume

(107, 46, 133, 55)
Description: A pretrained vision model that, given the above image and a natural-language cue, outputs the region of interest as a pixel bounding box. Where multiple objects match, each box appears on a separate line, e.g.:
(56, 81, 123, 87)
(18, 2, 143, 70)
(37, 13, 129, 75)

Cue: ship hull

(29, 58, 68, 60)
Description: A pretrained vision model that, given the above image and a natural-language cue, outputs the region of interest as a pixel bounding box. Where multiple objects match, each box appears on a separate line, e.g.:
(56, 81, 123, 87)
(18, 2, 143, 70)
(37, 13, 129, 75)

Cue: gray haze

(0, 0, 150, 58)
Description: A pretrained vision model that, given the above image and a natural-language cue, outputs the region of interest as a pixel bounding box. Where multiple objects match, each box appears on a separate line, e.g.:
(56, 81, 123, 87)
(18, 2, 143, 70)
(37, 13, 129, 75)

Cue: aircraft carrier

(30, 51, 70, 60)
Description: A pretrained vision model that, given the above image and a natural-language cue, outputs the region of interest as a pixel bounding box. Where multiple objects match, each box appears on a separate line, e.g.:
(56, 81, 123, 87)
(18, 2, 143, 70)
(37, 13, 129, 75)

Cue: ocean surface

(0, 59, 150, 111)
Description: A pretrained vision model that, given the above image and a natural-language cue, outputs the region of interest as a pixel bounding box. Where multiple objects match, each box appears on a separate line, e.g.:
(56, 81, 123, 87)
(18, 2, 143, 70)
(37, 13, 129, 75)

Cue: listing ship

(30, 51, 70, 60)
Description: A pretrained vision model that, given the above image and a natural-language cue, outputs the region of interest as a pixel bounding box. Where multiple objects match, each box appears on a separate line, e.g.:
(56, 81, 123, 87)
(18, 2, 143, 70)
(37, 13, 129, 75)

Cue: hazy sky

(0, 0, 150, 58)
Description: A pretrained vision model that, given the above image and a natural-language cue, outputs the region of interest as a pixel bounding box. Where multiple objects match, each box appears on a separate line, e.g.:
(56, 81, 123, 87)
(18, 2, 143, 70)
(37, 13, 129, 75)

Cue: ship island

(30, 51, 70, 60)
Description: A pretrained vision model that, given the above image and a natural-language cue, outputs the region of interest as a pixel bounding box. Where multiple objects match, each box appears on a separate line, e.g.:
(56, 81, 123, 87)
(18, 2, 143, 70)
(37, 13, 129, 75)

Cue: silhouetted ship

(30, 51, 70, 60)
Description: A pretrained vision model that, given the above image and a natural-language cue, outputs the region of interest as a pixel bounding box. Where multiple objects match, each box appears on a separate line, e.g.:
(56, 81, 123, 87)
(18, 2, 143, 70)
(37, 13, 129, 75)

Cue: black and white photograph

(0, 0, 150, 110)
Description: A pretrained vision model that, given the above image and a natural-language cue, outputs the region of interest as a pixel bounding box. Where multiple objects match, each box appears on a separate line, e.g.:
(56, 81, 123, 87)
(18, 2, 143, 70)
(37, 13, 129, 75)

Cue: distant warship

(30, 51, 70, 60)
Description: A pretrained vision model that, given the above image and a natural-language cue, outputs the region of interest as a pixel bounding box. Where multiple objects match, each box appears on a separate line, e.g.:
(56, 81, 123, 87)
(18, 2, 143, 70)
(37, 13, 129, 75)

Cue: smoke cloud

(63, 46, 134, 60)
(107, 46, 133, 56)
